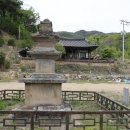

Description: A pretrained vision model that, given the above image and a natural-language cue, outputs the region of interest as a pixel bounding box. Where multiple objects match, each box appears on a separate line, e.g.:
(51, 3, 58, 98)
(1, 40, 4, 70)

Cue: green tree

(0, 17, 18, 35)
(16, 39, 35, 48)
(20, 8, 39, 26)
(87, 33, 124, 59)
(0, 0, 39, 36)
(100, 47, 118, 59)
(55, 43, 66, 54)
(0, 0, 22, 35)
(0, 0, 22, 17)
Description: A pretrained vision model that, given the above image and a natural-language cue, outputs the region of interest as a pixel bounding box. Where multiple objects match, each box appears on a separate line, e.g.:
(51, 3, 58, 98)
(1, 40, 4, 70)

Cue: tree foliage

(57, 30, 103, 39)
(0, 0, 41, 70)
(0, 0, 23, 18)
(16, 39, 35, 48)
(100, 47, 119, 59)
(0, 0, 40, 36)
(0, 37, 5, 47)
(55, 43, 66, 54)
(87, 33, 130, 59)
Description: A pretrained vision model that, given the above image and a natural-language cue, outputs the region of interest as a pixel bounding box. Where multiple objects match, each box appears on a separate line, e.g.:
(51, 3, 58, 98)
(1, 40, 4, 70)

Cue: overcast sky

(23, 0, 130, 33)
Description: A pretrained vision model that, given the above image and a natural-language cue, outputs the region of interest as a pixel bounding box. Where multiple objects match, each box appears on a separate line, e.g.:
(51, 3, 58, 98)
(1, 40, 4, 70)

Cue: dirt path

(0, 82, 25, 90)
(0, 82, 129, 94)
(62, 83, 130, 93)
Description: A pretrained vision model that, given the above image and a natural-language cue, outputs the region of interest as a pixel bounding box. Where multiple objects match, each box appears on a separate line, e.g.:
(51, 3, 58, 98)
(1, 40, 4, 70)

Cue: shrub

(4, 59, 11, 69)
(0, 38, 5, 47)
(8, 39, 15, 46)
(20, 65, 28, 72)
(0, 51, 5, 70)
(16, 39, 34, 48)
(55, 43, 66, 54)
(100, 47, 118, 59)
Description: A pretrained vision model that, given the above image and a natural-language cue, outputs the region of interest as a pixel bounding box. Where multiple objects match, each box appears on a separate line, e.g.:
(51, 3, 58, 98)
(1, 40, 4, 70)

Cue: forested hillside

(0, 0, 39, 47)
(0, 0, 39, 70)
(0, 0, 39, 32)
(87, 33, 130, 59)
(56, 30, 103, 39)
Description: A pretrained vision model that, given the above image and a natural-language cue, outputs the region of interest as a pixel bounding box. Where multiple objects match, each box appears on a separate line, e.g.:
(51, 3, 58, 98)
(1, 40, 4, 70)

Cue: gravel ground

(0, 81, 130, 92)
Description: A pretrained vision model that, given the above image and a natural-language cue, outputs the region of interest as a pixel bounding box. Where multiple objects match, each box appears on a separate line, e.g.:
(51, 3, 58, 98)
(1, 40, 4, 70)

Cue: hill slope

(56, 30, 103, 38)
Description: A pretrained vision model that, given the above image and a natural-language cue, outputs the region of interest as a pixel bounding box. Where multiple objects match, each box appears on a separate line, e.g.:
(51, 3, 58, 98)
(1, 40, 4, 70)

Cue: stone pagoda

(20, 19, 69, 110)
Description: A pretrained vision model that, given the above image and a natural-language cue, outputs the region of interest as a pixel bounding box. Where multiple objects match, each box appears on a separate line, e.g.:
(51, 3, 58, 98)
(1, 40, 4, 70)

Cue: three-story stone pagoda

(19, 19, 70, 111)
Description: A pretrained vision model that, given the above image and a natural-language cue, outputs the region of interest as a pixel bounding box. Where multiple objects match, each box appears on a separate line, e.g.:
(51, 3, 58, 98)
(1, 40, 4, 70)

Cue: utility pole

(120, 20, 130, 63)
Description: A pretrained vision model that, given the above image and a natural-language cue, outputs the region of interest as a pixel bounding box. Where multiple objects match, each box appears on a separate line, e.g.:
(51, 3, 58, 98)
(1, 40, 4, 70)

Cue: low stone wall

(64, 73, 124, 81)
(0, 71, 124, 82)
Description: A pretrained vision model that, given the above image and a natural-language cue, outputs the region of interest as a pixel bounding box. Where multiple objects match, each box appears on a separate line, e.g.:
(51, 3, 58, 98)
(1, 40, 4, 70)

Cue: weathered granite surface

(39, 19, 53, 35)
(28, 48, 61, 59)
(25, 83, 62, 106)
(19, 74, 66, 83)
(19, 19, 67, 108)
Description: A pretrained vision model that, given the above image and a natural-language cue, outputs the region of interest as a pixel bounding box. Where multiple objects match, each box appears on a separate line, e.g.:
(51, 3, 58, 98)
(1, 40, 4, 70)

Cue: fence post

(66, 114, 69, 130)
(94, 92, 96, 101)
(100, 112, 103, 130)
(19, 90, 21, 100)
(30, 114, 34, 130)
(3, 90, 6, 100)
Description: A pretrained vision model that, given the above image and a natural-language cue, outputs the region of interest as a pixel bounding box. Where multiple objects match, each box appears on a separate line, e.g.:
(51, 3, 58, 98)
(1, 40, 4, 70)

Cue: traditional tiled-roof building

(59, 38, 98, 60)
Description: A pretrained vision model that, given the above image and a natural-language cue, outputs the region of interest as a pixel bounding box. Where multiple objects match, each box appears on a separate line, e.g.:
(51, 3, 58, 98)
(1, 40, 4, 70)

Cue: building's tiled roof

(59, 38, 98, 48)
